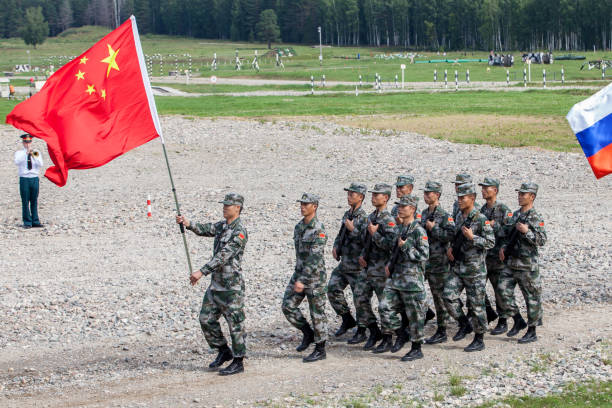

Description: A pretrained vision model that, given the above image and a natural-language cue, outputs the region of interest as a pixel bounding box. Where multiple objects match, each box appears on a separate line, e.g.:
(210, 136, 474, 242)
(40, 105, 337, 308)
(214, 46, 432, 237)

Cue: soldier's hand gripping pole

(159, 135, 194, 276)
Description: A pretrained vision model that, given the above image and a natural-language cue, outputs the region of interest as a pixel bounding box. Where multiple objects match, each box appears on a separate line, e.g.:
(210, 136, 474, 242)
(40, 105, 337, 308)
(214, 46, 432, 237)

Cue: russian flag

(566, 83, 612, 179)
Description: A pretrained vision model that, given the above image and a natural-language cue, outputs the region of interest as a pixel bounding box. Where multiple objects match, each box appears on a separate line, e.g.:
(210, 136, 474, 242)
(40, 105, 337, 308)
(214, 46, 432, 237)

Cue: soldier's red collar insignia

(319, 233, 326, 238)
(388, 222, 396, 226)
(238, 233, 245, 240)
(539, 222, 544, 227)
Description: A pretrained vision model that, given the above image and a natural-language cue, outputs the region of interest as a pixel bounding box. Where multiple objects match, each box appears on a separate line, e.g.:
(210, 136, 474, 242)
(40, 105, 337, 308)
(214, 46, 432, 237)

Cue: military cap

(423, 181, 442, 193)
(395, 194, 419, 207)
(344, 182, 367, 195)
(368, 183, 393, 196)
(453, 173, 472, 184)
(297, 192, 320, 204)
(395, 175, 415, 187)
(219, 192, 244, 206)
(516, 182, 538, 195)
(456, 183, 477, 196)
(20, 134, 32, 142)
(478, 177, 500, 189)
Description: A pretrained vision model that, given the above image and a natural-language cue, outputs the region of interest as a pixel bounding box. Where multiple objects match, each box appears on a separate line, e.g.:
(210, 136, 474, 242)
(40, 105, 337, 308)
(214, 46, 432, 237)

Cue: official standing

(14, 134, 43, 228)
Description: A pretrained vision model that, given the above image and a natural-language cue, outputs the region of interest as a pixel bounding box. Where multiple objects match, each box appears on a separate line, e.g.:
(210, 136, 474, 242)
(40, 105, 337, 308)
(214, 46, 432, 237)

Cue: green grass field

(151, 82, 372, 93)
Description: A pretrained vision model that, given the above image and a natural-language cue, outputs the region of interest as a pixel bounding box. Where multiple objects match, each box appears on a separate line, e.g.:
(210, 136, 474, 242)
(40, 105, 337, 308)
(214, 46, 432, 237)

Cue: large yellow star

(80, 56, 88, 64)
(75, 70, 85, 80)
(101, 44, 120, 78)
(100, 89, 106, 100)
(86, 84, 96, 95)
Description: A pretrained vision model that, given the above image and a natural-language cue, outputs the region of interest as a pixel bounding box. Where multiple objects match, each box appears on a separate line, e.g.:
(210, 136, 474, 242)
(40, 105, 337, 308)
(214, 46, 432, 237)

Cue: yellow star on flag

(86, 84, 96, 95)
(101, 89, 106, 100)
(101, 44, 120, 78)
(75, 70, 85, 80)
(80, 56, 88, 64)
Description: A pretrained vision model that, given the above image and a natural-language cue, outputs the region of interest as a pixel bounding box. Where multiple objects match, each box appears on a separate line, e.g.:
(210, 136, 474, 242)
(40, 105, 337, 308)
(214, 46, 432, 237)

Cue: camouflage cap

(344, 182, 367, 195)
(423, 181, 442, 193)
(395, 194, 419, 207)
(297, 192, 320, 204)
(516, 182, 538, 195)
(368, 183, 393, 196)
(453, 173, 472, 184)
(456, 183, 477, 196)
(219, 192, 244, 206)
(395, 175, 415, 187)
(478, 177, 500, 188)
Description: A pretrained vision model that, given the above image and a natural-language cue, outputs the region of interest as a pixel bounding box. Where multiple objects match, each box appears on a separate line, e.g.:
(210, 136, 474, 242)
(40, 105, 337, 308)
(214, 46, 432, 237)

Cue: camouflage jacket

(452, 208, 495, 276)
(293, 216, 327, 288)
(388, 220, 430, 292)
(419, 205, 455, 268)
(360, 209, 399, 277)
(500, 207, 547, 271)
(189, 217, 248, 291)
(480, 201, 512, 262)
(333, 205, 368, 271)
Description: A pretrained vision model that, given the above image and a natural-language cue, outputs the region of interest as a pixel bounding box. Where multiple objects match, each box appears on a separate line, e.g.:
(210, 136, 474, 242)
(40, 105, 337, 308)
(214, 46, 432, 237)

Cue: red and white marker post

(147, 195, 152, 218)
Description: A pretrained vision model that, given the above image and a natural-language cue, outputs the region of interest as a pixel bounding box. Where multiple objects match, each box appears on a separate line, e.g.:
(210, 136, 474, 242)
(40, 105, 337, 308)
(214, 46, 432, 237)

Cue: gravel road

(1, 117, 610, 407)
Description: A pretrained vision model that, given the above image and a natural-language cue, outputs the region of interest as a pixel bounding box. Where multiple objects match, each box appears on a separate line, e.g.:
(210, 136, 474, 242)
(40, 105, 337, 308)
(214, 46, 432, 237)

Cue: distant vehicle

(555, 54, 586, 61)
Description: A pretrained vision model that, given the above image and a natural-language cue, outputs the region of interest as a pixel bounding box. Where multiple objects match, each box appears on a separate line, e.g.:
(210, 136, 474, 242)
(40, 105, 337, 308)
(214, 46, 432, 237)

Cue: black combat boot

(334, 313, 357, 337)
(452, 315, 473, 342)
(518, 326, 537, 344)
(208, 344, 233, 369)
(401, 342, 423, 361)
(425, 308, 436, 324)
(400, 311, 410, 330)
(537, 317, 543, 326)
(363, 323, 382, 351)
(391, 328, 409, 353)
(219, 357, 244, 375)
(464, 333, 485, 352)
(425, 327, 448, 345)
(372, 334, 393, 354)
(507, 313, 527, 337)
(490, 318, 508, 335)
(303, 341, 326, 362)
(296, 324, 315, 352)
(347, 327, 367, 344)
(486, 305, 499, 324)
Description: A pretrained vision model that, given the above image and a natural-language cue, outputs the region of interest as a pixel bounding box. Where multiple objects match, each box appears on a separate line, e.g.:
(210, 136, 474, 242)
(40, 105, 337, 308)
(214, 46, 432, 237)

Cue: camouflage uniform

(443, 184, 495, 335)
(188, 193, 249, 358)
(420, 182, 455, 330)
(282, 194, 328, 343)
(327, 184, 368, 317)
(390, 175, 415, 219)
(354, 185, 399, 334)
(478, 177, 515, 315)
(380, 196, 430, 343)
(498, 183, 547, 327)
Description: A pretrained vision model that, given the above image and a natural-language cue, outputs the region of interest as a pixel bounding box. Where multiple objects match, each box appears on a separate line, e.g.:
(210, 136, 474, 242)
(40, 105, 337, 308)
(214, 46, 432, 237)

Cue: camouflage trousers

(486, 258, 516, 315)
(498, 266, 542, 327)
(379, 287, 426, 343)
(425, 264, 450, 330)
(327, 264, 361, 316)
(281, 283, 328, 343)
(353, 272, 391, 334)
(443, 270, 488, 334)
(199, 288, 246, 358)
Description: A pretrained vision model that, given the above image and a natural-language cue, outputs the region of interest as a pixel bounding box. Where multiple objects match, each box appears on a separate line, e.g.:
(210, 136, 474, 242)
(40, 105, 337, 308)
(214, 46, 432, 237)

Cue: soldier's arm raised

(372, 219, 397, 250)
(189, 221, 219, 237)
(403, 229, 429, 262)
(521, 215, 547, 247)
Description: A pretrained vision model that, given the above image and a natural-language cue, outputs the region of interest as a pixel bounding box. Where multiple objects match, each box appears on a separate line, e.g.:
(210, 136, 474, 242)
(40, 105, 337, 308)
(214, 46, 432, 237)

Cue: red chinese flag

(6, 16, 160, 186)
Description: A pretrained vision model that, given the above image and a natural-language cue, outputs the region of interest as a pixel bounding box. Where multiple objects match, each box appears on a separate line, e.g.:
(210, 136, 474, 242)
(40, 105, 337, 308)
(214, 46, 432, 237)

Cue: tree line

(1, 0, 611, 51)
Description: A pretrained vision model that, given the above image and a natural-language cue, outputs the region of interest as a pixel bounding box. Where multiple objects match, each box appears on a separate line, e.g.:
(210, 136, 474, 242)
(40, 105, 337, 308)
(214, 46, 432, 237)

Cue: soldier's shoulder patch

(539, 222, 544, 227)
(319, 232, 326, 238)
(238, 233, 245, 240)
(388, 222, 396, 227)
(485, 220, 491, 225)
(416, 214, 422, 219)
(507, 212, 513, 217)
(448, 217, 454, 222)
(422, 236, 428, 241)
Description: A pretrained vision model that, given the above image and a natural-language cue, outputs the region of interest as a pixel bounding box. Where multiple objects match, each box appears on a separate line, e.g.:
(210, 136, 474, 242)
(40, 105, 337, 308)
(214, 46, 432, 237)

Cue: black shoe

(486, 305, 499, 323)
(537, 318, 543, 327)
(490, 318, 508, 335)
(452, 316, 473, 342)
(425, 328, 448, 345)
(507, 313, 527, 337)
(209, 345, 233, 369)
(22, 225, 32, 229)
(464, 333, 485, 352)
(296, 324, 315, 352)
(347, 327, 367, 344)
(372, 334, 393, 354)
(391, 328, 409, 353)
(303, 342, 326, 362)
(363, 324, 382, 351)
(401, 342, 423, 361)
(32, 223, 44, 228)
(219, 357, 243, 375)
(334, 313, 357, 337)
(518, 326, 537, 344)
(425, 308, 436, 324)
